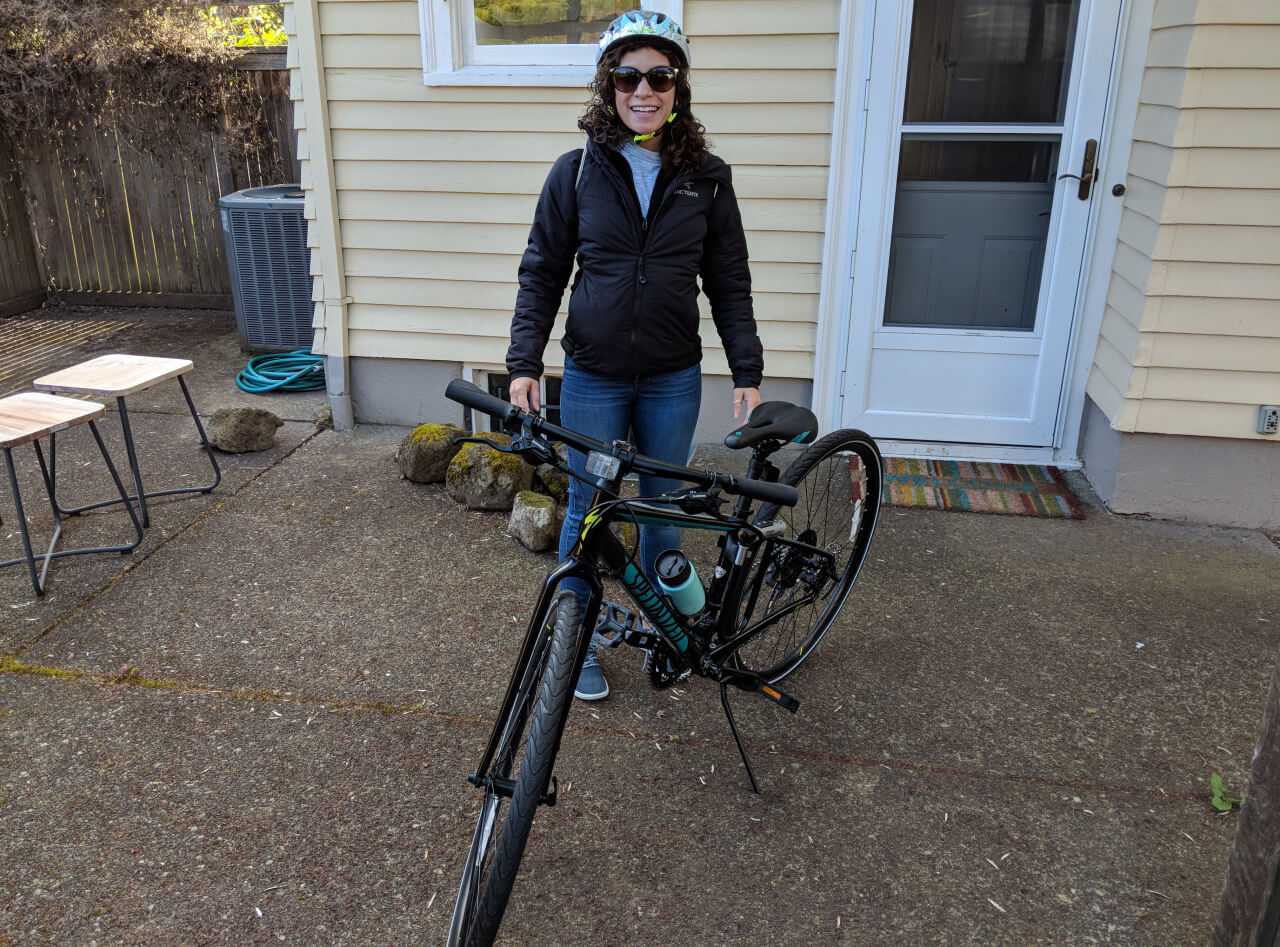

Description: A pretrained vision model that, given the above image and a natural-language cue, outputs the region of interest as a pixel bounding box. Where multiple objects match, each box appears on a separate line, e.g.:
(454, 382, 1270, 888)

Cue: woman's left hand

(733, 386, 761, 421)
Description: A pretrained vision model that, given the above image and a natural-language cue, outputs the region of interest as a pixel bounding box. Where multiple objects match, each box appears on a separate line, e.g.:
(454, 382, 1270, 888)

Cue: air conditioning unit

(218, 184, 314, 352)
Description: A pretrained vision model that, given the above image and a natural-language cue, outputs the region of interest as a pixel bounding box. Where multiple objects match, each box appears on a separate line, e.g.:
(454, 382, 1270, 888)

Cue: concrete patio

(1, 305, 1277, 945)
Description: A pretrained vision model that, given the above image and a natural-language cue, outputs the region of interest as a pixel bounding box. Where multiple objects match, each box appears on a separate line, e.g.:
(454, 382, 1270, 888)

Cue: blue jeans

(557, 357, 702, 604)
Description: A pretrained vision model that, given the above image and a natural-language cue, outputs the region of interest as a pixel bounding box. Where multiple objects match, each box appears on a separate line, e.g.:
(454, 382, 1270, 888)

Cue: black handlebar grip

(735, 476, 799, 508)
(445, 379, 520, 429)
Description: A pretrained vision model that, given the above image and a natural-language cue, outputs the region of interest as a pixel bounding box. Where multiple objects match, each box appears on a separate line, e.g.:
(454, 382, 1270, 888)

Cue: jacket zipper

(588, 143, 694, 375)
(630, 172, 690, 372)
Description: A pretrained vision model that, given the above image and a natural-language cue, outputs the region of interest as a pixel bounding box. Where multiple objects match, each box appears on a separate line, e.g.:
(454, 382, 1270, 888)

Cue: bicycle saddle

(724, 401, 819, 450)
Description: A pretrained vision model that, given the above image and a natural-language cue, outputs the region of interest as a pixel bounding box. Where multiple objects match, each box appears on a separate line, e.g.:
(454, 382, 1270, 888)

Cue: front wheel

(447, 593, 586, 946)
(730, 429, 883, 682)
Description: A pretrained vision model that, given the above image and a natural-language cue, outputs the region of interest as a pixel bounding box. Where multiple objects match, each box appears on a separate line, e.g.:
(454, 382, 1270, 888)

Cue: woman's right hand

(508, 376, 541, 413)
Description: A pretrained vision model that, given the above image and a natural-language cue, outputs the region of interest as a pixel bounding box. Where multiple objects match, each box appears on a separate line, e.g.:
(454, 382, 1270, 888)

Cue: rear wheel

(447, 593, 585, 946)
(730, 429, 882, 682)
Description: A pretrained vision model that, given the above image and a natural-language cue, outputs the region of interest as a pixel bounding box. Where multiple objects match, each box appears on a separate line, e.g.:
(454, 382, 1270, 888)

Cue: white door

(842, 0, 1121, 447)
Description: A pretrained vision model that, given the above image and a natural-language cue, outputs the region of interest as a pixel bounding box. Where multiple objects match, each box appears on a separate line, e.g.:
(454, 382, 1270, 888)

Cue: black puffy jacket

(506, 137, 763, 388)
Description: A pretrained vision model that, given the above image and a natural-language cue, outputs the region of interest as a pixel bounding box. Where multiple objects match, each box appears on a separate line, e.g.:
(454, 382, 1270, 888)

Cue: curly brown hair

(577, 36, 709, 175)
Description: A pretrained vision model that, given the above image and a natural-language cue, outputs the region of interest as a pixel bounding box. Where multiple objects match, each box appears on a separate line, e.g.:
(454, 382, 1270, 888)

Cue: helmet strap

(633, 110, 677, 144)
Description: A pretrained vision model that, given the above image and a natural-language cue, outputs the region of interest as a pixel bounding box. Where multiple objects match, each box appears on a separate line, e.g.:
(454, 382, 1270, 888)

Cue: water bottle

(655, 549, 705, 616)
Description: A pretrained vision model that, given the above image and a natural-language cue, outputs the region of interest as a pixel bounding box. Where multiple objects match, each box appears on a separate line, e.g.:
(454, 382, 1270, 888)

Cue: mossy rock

(510, 490, 557, 552)
(446, 434, 534, 510)
(397, 422, 465, 483)
(534, 463, 570, 504)
(612, 519, 638, 551)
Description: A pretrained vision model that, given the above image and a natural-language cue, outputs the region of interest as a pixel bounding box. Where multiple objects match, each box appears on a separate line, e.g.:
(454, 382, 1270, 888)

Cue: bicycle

(443, 379, 883, 946)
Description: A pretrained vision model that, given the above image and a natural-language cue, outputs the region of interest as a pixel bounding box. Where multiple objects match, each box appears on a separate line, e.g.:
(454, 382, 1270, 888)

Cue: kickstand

(719, 683, 760, 795)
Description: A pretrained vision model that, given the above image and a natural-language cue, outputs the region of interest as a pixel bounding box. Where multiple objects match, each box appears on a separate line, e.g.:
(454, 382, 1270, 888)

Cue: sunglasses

(610, 66, 679, 94)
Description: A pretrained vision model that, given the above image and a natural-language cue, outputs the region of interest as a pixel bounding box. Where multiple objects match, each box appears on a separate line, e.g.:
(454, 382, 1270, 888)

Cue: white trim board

(813, 0, 1150, 467)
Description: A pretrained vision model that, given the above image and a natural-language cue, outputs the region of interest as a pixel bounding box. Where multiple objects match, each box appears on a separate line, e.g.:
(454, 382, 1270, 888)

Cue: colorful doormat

(879, 459, 1086, 519)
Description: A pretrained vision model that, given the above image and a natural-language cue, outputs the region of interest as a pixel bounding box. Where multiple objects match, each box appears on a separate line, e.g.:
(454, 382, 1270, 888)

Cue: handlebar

(445, 379, 799, 509)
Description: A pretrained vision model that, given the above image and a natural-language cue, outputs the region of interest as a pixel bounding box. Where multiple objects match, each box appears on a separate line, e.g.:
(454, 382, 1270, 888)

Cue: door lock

(1057, 138, 1099, 200)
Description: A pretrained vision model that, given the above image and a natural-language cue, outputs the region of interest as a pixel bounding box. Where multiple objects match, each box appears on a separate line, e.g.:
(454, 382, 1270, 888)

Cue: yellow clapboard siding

(1105, 270, 1147, 332)
(1133, 399, 1279, 439)
(1136, 105, 1280, 149)
(1146, 24, 1280, 69)
(1147, 296, 1280, 337)
(325, 67, 837, 104)
(327, 100, 835, 135)
(1086, 369, 1131, 429)
(686, 0, 839, 35)
(1152, 1, 1280, 29)
(1093, 330, 1143, 398)
(319, 33, 836, 73)
(679, 34, 838, 70)
(1143, 367, 1280, 404)
(1146, 332, 1280, 372)
(342, 249, 822, 294)
(323, 35, 421, 69)
(1160, 187, 1280, 226)
(347, 329, 815, 378)
(344, 276, 819, 322)
(320, 0, 417, 35)
(1147, 260, 1280, 299)
(1142, 68, 1280, 109)
(1099, 306, 1144, 367)
(331, 129, 832, 166)
(340, 219, 826, 263)
(334, 160, 830, 200)
(337, 190, 826, 232)
(1128, 143, 1280, 189)
(1154, 224, 1280, 265)
(316, 0, 845, 40)
(346, 305, 815, 352)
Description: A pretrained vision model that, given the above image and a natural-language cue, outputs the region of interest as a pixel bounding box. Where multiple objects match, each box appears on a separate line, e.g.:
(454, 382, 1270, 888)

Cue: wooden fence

(0, 53, 296, 314)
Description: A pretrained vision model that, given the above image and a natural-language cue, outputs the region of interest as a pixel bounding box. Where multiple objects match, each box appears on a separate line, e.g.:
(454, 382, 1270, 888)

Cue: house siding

(1086, 0, 1280, 441)
(290, 0, 840, 384)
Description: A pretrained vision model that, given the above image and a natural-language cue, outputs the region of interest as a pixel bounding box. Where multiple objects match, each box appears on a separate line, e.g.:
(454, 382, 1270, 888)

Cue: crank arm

(703, 662, 801, 714)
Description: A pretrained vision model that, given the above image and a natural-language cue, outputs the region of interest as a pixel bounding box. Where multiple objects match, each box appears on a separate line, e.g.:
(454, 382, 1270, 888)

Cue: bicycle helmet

(597, 9, 691, 67)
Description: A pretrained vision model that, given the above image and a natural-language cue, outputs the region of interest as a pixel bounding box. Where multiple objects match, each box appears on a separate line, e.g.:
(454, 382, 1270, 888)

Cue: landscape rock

(207, 407, 283, 453)
(510, 491, 557, 552)
(534, 463, 570, 504)
(446, 433, 533, 510)
(397, 422, 465, 483)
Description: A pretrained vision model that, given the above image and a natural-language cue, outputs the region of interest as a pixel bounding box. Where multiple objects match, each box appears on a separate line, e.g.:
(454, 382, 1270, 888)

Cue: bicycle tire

(729, 428, 882, 683)
(448, 593, 585, 947)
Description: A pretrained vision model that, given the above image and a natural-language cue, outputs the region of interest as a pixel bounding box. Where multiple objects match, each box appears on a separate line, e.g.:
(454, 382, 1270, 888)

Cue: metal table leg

(0, 422, 142, 596)
(46, 376, 222, 525)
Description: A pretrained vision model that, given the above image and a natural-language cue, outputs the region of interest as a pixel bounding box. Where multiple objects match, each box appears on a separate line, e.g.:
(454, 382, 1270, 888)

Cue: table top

(34, 353, 194, 396)
(0, 392, 105, 448)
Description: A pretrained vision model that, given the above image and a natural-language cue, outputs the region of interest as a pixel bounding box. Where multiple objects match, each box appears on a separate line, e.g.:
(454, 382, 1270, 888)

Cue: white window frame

(420, 0, 683, 87)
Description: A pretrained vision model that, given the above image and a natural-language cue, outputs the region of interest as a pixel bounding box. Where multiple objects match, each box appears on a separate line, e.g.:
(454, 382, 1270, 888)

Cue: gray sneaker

(574, 644, 609, 701)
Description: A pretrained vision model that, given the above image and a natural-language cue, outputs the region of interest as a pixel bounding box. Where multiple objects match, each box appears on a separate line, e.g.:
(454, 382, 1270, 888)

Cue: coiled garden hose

(235, 349, 326, 394)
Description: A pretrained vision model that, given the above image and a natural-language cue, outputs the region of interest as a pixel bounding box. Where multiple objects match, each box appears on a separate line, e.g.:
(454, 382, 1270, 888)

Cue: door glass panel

(898, 139, 1058, 182)
(903, 0, 1080, 124)
(473, 1, 630, 46)
(884, 143, 1053, 331)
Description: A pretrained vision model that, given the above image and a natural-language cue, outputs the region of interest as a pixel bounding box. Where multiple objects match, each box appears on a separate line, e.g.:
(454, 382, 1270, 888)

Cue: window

(420, 0, 684, 86)
(463, 369, 563, 432)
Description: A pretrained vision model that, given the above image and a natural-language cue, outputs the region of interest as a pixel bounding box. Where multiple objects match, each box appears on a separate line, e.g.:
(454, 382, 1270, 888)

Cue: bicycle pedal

(593, 602, 633, 649)
(758, 683, 801, 714)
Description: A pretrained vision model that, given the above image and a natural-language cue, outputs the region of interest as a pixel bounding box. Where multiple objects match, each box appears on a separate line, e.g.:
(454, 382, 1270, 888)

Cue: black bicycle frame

(466, 480, 828, 788)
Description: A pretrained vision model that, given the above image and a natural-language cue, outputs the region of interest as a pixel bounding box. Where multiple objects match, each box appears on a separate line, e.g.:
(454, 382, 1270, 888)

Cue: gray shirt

(619, 141, 663, 218)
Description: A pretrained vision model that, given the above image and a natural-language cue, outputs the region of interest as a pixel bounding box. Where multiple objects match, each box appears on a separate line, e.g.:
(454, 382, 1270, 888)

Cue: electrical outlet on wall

(1259, 406, 1280, 435)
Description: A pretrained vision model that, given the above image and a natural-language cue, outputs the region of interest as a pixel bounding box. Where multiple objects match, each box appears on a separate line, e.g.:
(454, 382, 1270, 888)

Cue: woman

(505, 9, 764, 702)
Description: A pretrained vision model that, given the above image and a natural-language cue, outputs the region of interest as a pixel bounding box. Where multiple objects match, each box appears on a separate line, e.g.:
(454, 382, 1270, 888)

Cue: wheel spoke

(729, 435, 882, 682)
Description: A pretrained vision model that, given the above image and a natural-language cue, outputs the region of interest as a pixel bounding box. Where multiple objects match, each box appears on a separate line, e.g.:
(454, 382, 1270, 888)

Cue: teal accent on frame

(621, 561, 689, 652)
(625, 511, 737, 533)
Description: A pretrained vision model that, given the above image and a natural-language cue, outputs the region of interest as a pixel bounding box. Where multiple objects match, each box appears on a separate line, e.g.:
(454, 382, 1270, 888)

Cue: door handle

(1057, 138, 1098, 200)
